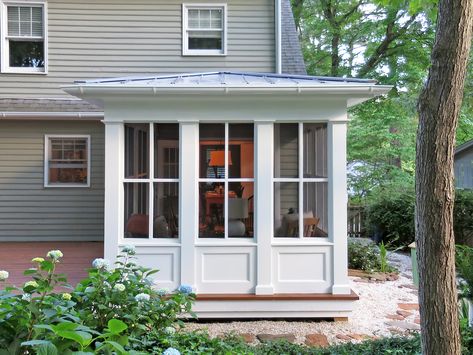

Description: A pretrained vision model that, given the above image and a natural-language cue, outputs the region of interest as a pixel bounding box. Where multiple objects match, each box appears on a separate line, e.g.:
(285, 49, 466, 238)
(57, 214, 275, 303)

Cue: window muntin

(124, 123, 180, 239)
(3, 3, 46, 72)
(45, 136, 90, 187)
(199, 123, 254, 238)
(183, 4, 226, 55)
(274, 123, 328, 238)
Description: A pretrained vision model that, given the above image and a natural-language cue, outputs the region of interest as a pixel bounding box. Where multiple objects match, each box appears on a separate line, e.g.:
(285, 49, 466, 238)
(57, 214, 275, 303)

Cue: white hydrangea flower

(24, 281, 38, 288)
(31, 257, 44, 263)
(47, 250, 63, 260)
(0, 270, 9, 281)
(163, 347, 180, 355)
(21, 293, 31, 301)
(164, 326, 176, 335)
(121, 245, 136, 255)
(157, 288, 169, 296)
(92, 258, 111, 271)
(135, 293, 150, 302)
(113, 283, 126, 292)
(62, 293, 72, 301)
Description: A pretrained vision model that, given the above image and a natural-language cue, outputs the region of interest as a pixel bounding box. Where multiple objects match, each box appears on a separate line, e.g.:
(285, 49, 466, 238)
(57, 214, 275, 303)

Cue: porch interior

(0, 242, 104, 287)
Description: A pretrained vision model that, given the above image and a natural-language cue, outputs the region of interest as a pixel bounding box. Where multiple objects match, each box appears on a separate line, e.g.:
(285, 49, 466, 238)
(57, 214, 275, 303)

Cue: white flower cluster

(0, 270, 8, 281)
(113, 283, 126, 292)
(62, 293, 72, 301)
(24, 281, 38, 289)
(157, 288, 169, 296)
(163, 347, 180, 355)
(92, 258, 111, 271)
(47, 250, 63, 260)
(121, 245, 136, 255)
(21, 293, 31, 301)
(164, 326, 176, 335)
(134, 293, 150, 302)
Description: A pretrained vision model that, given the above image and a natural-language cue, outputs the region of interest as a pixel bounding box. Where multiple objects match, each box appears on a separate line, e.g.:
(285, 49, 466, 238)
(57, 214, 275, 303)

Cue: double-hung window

(274, 123, 329, 238)
(2, 2, 47, 73)
(44, 135, 90, 187)
(182, 4, 226, 55)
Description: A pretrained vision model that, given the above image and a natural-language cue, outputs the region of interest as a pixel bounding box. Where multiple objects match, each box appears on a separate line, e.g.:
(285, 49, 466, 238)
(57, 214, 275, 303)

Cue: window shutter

(7, 6, 43, 37)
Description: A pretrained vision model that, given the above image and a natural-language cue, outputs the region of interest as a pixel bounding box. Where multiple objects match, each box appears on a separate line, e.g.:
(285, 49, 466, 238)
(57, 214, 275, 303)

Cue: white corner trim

(43, 134, 91, 188)
(0, 0, 48, 74)
(182, 3, 227, 56)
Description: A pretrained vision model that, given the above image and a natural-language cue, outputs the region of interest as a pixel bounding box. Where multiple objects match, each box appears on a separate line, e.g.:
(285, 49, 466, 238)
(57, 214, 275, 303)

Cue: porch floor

(0, 242, 103, 287)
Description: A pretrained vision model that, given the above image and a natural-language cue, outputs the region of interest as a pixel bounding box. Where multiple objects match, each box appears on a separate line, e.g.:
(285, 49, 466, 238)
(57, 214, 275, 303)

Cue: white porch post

(255, 121, 274, 295)
(103, 121, 124, 262)
(329, 121, 351, 294)
(179, 122, 198, 290)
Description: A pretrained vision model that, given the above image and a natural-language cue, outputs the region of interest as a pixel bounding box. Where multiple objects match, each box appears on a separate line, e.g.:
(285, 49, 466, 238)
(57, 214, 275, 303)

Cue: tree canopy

(292, 0, 473, 200)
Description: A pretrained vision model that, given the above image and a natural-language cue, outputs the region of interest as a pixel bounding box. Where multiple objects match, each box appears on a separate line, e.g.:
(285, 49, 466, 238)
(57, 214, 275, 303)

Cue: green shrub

(347, 241, 382, 272)
(0, 246, 194, 354)
(366, 191, 415, 248)
(456, 245, 473, 300)
(366, 189, 473, 248)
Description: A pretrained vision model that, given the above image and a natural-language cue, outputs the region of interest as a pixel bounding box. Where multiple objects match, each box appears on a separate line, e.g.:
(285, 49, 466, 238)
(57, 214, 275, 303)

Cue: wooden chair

(286, 216, 320, 237)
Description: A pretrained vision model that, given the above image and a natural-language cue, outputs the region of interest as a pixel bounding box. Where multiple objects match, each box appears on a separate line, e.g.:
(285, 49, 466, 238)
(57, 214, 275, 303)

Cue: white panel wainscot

(129, 245, 180, 291)
(272, 245, 332, 293)
(196, 245, 256, 294)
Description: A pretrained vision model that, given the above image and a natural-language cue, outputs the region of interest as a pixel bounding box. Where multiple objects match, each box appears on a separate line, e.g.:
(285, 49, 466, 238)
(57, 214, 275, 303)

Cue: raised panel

(203, 253, 250, 282)
(278, 252, 325, 281)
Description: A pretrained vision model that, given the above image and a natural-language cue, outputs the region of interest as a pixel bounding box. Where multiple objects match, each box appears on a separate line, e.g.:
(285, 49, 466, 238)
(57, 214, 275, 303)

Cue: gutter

(275, 0, 282, 74)
(0, 111, 103, 120)
(64, 85, 393, 97)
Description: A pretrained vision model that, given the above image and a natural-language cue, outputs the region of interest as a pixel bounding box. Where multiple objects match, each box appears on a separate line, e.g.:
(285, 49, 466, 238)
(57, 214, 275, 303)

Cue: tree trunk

(416, 1, 473, 354)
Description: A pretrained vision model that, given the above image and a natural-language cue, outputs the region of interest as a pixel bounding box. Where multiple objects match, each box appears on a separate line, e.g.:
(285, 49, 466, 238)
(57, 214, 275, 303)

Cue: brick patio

(0, 242, 103, 287)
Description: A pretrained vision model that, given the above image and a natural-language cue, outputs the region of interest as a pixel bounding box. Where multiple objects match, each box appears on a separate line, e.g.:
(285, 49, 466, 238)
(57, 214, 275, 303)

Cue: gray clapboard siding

(455, 149, 473, 189)
(0, 0, 275, 98)
(0, 120, 104, 241)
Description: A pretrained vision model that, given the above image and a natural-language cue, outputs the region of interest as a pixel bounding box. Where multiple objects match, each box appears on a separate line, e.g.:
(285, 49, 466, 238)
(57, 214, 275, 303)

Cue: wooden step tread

(196, 290, 359, 301)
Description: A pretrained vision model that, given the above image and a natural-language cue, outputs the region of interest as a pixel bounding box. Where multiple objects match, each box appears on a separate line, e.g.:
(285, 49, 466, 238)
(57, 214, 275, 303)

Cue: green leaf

(37, 343, 58, 355)
(23, 268, 37, 275)
(55, 330, 92, 347)
(21, 340, 51, 347)
(107, 319, 128, 334)
(40, 260, 54, 272)
(104, 340, 126, 354)
(71, 352, 94, 355)
(52, 322, 78, 332)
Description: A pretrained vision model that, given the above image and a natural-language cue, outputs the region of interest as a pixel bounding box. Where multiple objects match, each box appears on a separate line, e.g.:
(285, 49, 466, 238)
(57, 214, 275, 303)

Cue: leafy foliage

(347, 240, 382, 272)
(456, 245, 473, 300)
(0, 247, 194, 354)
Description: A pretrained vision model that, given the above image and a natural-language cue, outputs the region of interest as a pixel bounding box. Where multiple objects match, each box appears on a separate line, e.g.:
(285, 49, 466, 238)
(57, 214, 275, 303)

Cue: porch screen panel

(273, 123, 328, 238)
(124, 123, 179, 239)
(199, 123, 254, 239)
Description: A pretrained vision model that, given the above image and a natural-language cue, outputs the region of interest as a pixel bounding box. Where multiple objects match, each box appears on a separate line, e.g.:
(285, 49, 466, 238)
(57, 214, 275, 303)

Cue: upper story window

(182, 4, 227, 56)
(44, 135, 90, 187)
(2, 2, 47, 73)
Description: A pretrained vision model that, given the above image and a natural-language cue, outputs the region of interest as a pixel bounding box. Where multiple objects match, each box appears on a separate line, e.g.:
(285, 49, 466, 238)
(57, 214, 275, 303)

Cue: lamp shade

(228, 198, 248, 219)
(209, 150, 233, 166)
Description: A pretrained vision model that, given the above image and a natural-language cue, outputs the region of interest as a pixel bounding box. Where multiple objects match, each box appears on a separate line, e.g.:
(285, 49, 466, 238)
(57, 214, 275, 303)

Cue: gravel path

(184, 252, 419, 345)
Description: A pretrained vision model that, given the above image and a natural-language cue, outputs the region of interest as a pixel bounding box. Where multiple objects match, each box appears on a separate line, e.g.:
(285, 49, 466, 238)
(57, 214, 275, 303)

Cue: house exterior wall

(0, 0, 275, 98)
(455, 149, 473, 189)
(0, 120, 104, 241)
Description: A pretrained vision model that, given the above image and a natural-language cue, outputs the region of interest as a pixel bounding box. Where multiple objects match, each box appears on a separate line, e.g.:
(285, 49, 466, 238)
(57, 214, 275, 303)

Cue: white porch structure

(65, 72, 391, 318)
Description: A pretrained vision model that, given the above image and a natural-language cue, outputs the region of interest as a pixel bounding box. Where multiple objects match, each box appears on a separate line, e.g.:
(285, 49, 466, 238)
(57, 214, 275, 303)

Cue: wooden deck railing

(347, 205, 366, 238)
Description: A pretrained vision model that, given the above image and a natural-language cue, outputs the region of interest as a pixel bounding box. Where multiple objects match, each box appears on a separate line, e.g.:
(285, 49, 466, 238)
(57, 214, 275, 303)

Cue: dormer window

(182, 4, 227, 56)
(1, 2, 47, 73)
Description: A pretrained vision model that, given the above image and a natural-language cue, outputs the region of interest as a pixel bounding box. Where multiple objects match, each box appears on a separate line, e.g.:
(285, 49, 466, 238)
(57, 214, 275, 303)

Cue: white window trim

(182, 3, 227, 56)
(273, 122, 329, 239)
(44, 134, 91, 188)
(0, 0, 48, 74)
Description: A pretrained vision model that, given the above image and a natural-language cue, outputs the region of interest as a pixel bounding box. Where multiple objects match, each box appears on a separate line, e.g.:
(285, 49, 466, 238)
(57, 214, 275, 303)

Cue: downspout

(275, 0, 282, 74)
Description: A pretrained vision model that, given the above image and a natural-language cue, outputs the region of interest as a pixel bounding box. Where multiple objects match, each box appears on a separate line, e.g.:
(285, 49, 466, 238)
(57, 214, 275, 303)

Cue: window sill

(182, 51, 227, 57)
(44, 184, 90, 188)
(2, 68, 47, 75)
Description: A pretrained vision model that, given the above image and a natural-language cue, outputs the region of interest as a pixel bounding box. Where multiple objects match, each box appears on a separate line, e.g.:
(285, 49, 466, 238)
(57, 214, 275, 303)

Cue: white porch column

(179, 122, 198, 290)
(329, 121, 351, 294)
(103, 121, 124, 262)
(255, 121, 274, 295)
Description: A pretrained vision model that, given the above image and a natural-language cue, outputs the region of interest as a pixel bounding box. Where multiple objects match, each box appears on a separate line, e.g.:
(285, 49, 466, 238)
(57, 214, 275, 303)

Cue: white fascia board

(63, 84, 392, 98)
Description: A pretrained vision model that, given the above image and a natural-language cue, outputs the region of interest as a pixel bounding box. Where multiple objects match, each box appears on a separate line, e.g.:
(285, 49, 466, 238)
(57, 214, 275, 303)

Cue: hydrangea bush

(0, 246, 195, 354)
